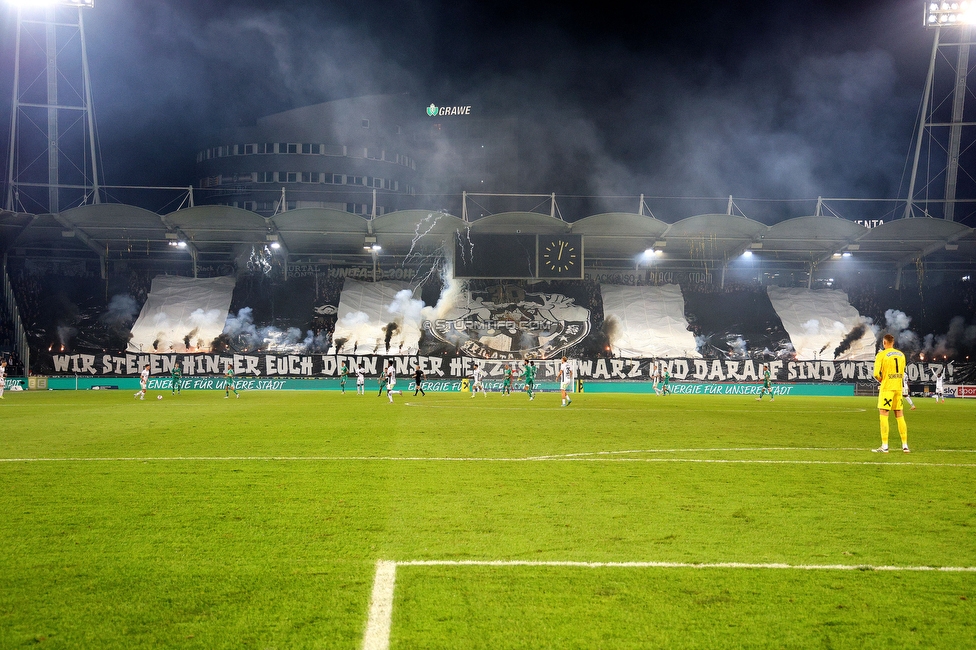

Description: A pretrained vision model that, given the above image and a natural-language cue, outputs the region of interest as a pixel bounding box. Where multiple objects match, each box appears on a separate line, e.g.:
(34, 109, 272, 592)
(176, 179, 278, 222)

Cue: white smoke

(222, 307, 258, 346)
(101, 294, 140, 327)
(340, 311, 369, 328)
(729, 337, 747, 358)
(883, 309, 919, 353)
(801, 319, 820, 336)
(388, 289, 425, 324)
(220, 306, 325, 353)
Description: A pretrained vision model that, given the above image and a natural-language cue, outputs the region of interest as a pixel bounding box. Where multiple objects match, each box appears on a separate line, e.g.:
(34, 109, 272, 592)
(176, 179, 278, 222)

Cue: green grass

(0, 389, 973, 648)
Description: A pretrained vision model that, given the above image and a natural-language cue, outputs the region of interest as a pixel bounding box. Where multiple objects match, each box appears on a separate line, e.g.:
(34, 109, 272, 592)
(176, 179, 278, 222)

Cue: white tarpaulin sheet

(129, 275, 236, 352)
(329, 278, 421, 355)
(601, 284, 701, 358)
(766, 286, 875, 361)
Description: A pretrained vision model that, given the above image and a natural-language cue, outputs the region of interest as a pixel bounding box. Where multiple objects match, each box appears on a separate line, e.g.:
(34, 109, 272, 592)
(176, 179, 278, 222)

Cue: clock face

(539, 236, 582, 277)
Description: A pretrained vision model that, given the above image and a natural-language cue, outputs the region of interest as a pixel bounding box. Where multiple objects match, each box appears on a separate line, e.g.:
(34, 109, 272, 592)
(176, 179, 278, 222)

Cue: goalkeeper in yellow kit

(872, 333, 909, 453)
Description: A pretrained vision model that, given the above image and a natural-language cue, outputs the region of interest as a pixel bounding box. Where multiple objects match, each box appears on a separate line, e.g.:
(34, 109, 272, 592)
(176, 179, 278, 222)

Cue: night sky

(0, 1, 943, 215)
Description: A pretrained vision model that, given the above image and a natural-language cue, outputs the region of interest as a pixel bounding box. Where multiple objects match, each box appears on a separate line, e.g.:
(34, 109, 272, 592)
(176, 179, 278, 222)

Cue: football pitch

(0, 389, 973, 648)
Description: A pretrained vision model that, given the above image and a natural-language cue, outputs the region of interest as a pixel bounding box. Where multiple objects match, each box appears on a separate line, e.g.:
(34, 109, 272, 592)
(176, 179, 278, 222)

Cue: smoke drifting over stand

(7, 0, 931, 216)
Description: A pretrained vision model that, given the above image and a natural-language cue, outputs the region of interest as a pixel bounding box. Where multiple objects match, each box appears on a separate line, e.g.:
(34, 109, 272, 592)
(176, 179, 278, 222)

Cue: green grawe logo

(426, 104, 438, 117)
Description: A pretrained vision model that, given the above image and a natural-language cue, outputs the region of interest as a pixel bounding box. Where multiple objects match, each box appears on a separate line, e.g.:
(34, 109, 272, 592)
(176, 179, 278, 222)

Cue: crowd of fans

(6, 258, 976, 372)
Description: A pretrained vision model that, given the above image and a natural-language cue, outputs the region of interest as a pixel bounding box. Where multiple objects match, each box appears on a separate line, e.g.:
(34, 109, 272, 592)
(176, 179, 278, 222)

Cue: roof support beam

(51, 213, 106, 279)
(894, 230, 968, 269)
(159, 214, 200, 278)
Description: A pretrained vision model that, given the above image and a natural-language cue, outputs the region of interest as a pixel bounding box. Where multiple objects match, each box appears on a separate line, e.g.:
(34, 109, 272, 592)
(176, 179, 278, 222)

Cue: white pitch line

(395, 559, 976, 572)
(0, 455, 974, 468)
(524, 446, 868, 459)
(362, 560, 397, 650)
(361, 558, 976, 649)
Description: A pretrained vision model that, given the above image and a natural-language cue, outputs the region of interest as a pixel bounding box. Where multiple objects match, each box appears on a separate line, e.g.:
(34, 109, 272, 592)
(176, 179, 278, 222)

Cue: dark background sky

(0, 1, 942, 213)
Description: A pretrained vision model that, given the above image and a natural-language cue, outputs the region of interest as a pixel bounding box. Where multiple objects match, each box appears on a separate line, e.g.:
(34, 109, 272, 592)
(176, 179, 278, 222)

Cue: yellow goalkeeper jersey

(874, 347, 906, 392)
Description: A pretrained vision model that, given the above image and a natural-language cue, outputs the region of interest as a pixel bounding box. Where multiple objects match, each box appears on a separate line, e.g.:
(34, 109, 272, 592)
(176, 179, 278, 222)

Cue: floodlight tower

(905, 2, 976, 221)
(4, 0, 100, 214)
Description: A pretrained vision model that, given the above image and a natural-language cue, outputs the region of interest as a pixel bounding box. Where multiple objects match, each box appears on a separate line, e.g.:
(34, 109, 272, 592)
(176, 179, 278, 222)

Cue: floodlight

(924, 1, 976, 27)
(6, 0, 95, 7)
(270, 241, 281, 250)
(742, 250, 754, 258)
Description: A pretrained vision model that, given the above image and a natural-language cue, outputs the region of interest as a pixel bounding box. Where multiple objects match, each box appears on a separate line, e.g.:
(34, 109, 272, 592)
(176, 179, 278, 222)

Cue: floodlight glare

(924, 1, 976, 26)
(6, 0, 95, 7)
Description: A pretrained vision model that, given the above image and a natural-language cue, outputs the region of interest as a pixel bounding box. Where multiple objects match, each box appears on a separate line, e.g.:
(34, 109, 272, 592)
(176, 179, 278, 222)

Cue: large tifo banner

(129, 275, 236, 353)
(47, 352, 972, 384)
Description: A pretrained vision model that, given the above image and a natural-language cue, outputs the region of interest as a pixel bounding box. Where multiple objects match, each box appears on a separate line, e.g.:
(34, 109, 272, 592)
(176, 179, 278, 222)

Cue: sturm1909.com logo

(427, 103, 472, 117)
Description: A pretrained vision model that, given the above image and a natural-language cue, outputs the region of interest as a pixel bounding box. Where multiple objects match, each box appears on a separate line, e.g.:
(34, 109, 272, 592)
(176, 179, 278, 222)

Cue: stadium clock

(538, 235, 583, 278)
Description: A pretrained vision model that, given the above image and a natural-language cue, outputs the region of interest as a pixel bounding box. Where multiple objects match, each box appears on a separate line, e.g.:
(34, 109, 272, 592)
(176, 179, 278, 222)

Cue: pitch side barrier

(38, 377, 976, 397)
(42, 377, 564, 392)
(580, 381, 853, 397)
(41, 376, 847, 396)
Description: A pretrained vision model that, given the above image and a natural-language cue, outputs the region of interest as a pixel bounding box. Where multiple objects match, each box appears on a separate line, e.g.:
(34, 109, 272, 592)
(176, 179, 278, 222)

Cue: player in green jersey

(223, 366, 239, 399)
(339, 361, 349, 394)
(522, 361, 536, 401)
(171, 364, 182, 395)
(502, 364, 513, 396)
(756, 365, 774, 401)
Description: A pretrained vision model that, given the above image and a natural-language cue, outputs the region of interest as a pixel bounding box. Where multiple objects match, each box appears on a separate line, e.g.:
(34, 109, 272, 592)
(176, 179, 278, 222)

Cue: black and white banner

(47, 352, 967, 384)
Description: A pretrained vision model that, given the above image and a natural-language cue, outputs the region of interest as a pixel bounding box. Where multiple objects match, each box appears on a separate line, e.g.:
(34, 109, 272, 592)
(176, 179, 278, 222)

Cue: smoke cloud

(70, 2, 924, 215)
(833, 323, 866, 358)
(100, 294, 139, 328)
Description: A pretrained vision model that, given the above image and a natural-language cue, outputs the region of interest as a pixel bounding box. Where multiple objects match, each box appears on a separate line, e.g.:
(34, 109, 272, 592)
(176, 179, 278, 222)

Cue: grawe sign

(426, 104, 472, 116)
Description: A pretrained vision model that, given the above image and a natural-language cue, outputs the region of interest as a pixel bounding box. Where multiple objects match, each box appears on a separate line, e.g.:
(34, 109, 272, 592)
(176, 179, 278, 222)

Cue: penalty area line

(362, 560, 397, 650)
(362, 558, 976, 649)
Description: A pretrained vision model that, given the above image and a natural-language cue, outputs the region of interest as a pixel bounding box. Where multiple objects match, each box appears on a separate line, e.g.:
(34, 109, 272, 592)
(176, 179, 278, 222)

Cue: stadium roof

(2, 205, 975, 277)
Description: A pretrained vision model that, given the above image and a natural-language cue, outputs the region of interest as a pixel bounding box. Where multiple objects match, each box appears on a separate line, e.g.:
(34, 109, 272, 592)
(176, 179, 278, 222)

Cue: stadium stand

(3, 205, 976, 373)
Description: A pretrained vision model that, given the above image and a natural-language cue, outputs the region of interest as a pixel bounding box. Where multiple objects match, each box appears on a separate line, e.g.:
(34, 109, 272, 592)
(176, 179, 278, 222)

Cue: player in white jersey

(650, 361, 661, 395)
(134, 364, 150, 400)
(0, 360, 6, 399)
(901, 372, 916, 410)
(471, 363, 488, 397)
(559, 356, 574, 407)
(934, 368, 945, 403)
(356, 366, 365, 395)
(385, 363, 402, 403)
